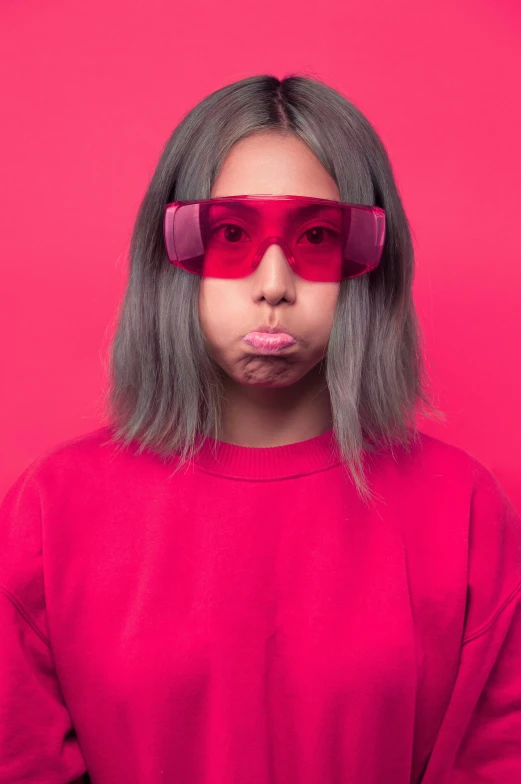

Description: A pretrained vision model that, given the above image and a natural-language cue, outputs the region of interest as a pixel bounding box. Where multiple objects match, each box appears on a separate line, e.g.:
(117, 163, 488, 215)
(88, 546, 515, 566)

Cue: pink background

(1, 0, 520, 509)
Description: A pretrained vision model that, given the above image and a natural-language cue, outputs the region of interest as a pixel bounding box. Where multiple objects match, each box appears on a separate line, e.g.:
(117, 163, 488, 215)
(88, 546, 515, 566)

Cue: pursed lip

(242, 324, 297, 354)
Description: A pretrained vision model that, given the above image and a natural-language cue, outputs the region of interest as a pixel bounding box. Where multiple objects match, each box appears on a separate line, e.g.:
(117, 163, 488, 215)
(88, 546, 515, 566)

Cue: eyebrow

(208, 200, 338, 217)
(290, 203, 337, 217)
(208, 201, 259, 215)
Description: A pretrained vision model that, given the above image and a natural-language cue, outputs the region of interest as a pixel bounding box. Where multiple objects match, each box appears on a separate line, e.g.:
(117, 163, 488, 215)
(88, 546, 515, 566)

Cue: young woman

(1, 74, 520, 784)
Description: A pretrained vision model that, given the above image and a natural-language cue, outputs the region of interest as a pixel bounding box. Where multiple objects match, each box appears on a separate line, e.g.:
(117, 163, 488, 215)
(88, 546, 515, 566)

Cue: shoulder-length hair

(101, 73, 445, 506)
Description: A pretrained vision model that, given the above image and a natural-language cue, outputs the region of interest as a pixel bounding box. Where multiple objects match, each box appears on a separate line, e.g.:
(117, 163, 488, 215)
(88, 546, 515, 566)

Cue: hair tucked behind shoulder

(100, 73, 445, 506)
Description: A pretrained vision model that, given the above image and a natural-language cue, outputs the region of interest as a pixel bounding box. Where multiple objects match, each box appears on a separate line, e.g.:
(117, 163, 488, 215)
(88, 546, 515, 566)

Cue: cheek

(301, 284, 340, 340)
(198, 280, 243, 349)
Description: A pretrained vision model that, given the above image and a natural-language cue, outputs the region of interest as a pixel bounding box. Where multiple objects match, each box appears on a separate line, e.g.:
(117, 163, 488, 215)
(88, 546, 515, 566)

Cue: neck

(217, 364, 333, 448)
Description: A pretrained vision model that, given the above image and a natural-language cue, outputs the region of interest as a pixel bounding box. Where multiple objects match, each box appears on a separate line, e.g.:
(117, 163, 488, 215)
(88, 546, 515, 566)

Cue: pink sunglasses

(164, 195, 386, 282)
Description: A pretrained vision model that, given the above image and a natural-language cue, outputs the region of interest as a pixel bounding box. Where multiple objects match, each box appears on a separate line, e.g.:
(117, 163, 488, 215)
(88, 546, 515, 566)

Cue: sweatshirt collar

(190, 428, 343, 480)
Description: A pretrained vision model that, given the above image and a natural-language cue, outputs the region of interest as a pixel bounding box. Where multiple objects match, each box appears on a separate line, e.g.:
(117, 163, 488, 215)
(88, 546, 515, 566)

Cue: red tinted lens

(201, 200, 344, 281)
(164, 197, 385, 281)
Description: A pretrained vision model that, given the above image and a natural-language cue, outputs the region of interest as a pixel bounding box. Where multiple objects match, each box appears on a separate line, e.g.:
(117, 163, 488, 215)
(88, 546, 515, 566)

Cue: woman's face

(198, 132, 341, 389)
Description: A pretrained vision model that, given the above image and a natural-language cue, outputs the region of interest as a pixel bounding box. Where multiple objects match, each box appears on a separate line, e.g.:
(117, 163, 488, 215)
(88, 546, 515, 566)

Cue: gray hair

(101, 73, 445, 507)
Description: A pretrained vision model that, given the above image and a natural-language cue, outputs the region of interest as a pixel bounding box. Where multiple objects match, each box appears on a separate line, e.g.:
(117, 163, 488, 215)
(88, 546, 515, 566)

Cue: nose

(250, 241, 297, 306)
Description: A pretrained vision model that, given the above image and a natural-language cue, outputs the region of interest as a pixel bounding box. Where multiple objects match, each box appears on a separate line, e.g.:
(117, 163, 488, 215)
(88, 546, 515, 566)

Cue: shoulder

(390, 429, 520, 557)
(0, 425, 163, 624)
(404, 428, 488, 476)
(414, 429, 501, 481)
(0, 428, 114, 632)
(369, 428, 495, 503)
(1, 425, 186, 558)
(406, 430, 518, 522)
(2, 424, 163, 504)
(406, 431, 521, 637)
(14, 424, 128, 480)
(0, 424, 111, 546)
(2, 426, 116, 490)
(0, 424, 140, 569)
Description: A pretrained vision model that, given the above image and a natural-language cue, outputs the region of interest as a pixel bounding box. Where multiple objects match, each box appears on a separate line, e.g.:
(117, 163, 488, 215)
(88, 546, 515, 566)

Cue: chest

(46, 476, 464, 735)
(49, 479, 421, 698)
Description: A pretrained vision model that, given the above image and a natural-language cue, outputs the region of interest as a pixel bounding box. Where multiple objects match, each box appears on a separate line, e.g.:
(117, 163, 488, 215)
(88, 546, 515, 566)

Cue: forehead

(210, 132, 340, 201)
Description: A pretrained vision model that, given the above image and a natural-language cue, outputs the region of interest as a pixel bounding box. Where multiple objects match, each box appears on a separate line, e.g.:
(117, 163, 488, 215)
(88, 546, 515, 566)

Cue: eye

(298, 225, 340, 245)
(211, 223, 250, 243)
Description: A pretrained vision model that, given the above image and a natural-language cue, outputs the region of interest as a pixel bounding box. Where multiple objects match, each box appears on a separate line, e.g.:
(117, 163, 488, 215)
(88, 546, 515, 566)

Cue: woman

(1, 74, 520, 783)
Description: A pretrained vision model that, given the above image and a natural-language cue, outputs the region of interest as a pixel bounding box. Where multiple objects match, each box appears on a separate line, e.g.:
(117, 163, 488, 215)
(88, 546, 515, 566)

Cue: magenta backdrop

(0, 0, 520, 508)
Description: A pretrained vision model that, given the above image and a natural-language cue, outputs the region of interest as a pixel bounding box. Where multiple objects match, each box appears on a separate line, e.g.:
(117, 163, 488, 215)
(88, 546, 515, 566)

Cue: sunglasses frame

(164, 194, 386, 282)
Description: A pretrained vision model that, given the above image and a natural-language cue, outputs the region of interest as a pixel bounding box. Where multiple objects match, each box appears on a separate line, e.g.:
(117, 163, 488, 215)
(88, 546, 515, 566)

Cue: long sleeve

(422, 465, 521, 783)
(0, 466, 88, 783)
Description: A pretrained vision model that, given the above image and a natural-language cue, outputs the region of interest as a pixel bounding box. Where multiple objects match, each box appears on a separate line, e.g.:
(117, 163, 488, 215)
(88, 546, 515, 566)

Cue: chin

(234, 360, 312, 388)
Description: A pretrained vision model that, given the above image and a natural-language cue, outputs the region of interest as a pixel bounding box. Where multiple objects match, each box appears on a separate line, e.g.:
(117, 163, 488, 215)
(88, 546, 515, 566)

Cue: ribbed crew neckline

(191, 428, 343, 480)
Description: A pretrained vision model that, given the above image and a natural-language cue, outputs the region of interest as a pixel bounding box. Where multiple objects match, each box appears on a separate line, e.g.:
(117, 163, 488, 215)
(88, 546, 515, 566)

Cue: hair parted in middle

(101, 72, 445, 507)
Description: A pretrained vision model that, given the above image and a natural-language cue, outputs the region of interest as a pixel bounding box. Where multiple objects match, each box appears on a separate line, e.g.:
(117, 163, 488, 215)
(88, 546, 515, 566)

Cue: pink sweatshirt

(1, 425, 520, 783)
